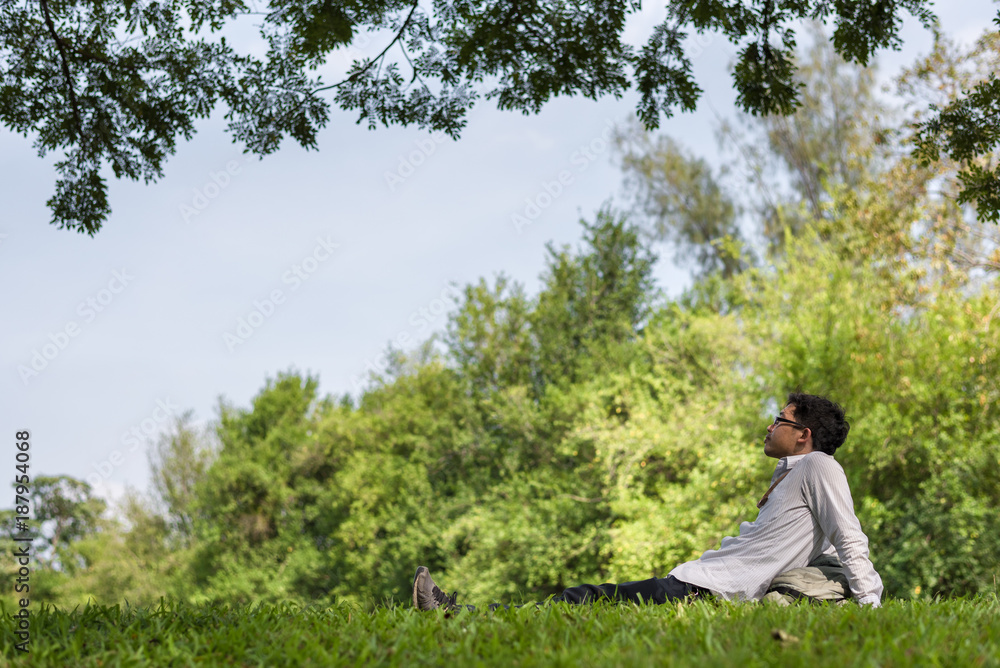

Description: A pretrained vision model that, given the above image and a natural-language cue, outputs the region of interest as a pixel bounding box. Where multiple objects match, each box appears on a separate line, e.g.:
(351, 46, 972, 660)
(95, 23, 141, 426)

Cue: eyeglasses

(771, 416, 807, 430)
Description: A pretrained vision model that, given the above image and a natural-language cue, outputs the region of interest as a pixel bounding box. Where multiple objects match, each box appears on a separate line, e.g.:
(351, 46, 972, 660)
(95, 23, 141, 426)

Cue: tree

(746, 26, 889, 236)
(446, 274, 533, 400)
(0, 0, 938, 234)
(911, 15, 1000, 223)
(613, 29, 912, 278)
(148, 411, 215, 541)
(612, 123, 745, 277)
(530, 207, 658, 390)
(0, 474, 150, 606)
(26, 475, 106, 566)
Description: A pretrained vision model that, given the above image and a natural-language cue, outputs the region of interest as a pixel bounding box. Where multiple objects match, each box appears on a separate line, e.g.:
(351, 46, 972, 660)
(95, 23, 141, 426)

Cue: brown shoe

(412, 566, 463, 611)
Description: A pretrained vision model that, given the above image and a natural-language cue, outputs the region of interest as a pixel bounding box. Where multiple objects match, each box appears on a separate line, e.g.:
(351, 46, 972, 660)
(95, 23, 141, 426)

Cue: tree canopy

(912, 15, 1000, 223)
(613, 26, 1000, 277)
(1, 0, 946, 234)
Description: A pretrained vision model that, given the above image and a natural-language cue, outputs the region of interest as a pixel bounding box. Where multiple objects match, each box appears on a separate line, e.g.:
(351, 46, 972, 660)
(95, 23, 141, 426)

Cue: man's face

(763, 404, 813, 459)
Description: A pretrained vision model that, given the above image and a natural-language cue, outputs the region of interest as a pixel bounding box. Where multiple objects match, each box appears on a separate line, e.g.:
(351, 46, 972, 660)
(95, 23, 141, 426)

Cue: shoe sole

(413, 566, 432, 610)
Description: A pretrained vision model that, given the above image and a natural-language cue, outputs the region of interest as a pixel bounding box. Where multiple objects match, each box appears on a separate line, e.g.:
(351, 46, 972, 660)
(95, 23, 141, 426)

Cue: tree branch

(39, 0, 83, 141)
(312, 0, 419, 94)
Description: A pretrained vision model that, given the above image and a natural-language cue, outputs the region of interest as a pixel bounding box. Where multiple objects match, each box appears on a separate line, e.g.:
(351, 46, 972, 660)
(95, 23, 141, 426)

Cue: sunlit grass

(2, 595, 998, 666)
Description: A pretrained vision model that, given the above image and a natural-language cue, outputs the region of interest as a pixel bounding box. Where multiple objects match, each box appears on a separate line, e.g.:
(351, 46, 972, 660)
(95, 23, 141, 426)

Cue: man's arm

(802, 456, 884, 607)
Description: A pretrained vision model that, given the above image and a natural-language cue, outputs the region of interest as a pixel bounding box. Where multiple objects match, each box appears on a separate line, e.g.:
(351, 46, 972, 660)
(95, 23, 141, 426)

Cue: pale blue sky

(2, 1, 995, 505)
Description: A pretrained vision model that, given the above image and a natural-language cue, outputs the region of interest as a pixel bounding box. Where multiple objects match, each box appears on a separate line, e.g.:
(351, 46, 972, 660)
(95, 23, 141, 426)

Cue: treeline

(5, 31, 999, 609)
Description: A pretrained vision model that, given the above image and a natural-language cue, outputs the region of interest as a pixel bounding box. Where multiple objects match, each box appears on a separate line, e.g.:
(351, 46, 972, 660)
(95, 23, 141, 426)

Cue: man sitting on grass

(412, 393, 883, 610)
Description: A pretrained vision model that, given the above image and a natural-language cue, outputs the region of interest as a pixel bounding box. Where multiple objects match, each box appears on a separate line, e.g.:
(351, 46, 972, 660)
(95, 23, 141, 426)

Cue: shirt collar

(772, 453, 809, 481)
(782, 453, 809, 469)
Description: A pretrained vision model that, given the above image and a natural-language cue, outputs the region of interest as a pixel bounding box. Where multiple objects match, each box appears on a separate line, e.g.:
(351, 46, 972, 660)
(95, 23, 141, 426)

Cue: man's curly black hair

(786, 393, 850, 456)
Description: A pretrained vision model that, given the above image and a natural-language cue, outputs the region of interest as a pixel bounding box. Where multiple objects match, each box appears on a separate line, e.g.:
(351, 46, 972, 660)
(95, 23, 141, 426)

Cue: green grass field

(2, 597, 998, 666)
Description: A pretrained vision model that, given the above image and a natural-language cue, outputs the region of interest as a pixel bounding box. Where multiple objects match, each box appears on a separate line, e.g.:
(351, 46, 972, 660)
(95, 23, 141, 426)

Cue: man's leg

(413, 566, 704, 611)
(553, 575, 699, 605)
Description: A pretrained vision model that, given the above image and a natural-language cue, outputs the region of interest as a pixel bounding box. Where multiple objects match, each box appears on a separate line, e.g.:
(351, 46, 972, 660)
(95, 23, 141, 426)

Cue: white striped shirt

(669, 451, 883, 606)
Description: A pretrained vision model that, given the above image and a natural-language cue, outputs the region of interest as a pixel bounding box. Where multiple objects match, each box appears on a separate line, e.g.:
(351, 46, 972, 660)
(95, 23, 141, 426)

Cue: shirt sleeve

(801, 456, 884, 607)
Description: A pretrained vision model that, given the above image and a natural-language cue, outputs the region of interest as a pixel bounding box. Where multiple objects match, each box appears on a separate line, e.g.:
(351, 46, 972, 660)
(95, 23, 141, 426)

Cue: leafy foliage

(614, 29, 899, 272)
(148, 411, 214, 540)
(0, 0, 942, 233)
(0, 475, 180, 607)
(612, 124, 744, 277)
(911, 15, 1000, 222)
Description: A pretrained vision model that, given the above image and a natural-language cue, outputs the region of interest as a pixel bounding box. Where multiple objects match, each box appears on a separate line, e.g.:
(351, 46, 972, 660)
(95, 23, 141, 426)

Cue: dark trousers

(483, 575, 706, 611)
(552, 575, 702, 605)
